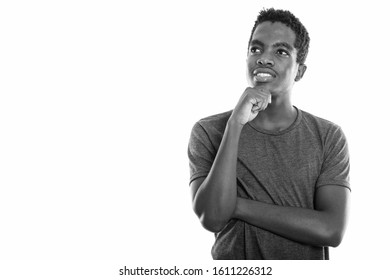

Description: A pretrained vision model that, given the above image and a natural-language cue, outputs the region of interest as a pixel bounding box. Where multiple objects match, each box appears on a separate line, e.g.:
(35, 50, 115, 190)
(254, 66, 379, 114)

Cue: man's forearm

(233, 198, 342, 247)
(193, 120, 243, 232)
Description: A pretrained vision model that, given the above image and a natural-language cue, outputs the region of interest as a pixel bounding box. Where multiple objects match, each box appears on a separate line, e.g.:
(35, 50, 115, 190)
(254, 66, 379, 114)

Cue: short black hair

(248, 8, 310, 64)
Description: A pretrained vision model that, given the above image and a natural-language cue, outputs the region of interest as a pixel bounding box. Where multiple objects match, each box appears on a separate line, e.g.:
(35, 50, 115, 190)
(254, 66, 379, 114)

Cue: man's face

(247, 21, 306, 95)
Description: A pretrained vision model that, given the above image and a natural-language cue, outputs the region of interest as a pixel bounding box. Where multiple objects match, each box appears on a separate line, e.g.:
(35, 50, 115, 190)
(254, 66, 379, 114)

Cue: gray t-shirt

(188, 107, 350, 260)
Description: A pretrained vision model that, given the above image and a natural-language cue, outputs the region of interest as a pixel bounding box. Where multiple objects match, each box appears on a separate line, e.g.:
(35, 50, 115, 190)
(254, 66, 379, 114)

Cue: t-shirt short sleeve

(188, 122, 216, 184)
(316, 125, 350, 190)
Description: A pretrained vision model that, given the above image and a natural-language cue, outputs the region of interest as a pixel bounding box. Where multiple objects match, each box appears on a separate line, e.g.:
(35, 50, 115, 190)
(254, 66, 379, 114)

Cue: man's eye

(250, 47, 261, 54)
(277, 49, 289, 56)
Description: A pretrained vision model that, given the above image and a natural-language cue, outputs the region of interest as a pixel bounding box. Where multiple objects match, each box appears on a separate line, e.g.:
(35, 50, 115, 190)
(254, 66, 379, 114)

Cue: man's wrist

(232, 197, 244, 220)
(227, 117, 245, 131)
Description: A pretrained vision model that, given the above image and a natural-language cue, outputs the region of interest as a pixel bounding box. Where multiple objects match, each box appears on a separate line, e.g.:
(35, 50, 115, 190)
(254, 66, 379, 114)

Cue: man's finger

(251, 104, 260, 113)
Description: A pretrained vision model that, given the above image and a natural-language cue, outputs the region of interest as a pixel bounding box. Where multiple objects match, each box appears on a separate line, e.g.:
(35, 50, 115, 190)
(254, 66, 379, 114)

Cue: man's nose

(256, 57, 274, 67)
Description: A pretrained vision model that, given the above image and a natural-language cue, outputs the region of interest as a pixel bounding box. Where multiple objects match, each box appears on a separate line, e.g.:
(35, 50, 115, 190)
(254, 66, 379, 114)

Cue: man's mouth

(253, 71, 275, 82)
(256, 72, 273, 78)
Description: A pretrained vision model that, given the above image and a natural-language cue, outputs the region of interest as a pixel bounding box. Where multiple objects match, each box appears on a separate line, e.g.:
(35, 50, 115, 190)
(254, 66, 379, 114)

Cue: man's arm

(233, 185, 350, 247)
(190, 88, 271, 233)
(190, 121, 242, 233)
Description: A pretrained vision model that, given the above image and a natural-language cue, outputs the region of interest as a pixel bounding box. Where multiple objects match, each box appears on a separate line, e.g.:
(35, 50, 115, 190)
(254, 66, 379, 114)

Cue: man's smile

(253, 68, 276, 82)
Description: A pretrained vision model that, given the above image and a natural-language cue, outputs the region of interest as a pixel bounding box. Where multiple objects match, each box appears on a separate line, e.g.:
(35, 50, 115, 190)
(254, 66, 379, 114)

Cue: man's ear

(295, 64, 307, 82)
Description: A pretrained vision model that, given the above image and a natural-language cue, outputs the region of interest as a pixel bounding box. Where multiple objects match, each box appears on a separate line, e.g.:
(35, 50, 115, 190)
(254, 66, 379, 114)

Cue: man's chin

(253, 82, 273, 90)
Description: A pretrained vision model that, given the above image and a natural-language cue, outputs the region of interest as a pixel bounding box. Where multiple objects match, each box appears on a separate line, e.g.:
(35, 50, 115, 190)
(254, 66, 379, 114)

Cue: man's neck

(250, 99, 297, 132)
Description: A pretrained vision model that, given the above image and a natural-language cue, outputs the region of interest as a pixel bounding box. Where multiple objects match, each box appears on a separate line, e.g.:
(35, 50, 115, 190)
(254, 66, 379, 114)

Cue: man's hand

(230, 87, 271, 126)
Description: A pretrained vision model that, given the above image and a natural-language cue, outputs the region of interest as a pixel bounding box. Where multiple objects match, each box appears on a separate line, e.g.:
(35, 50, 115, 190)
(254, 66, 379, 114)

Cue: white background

(0, 0, 389, 264)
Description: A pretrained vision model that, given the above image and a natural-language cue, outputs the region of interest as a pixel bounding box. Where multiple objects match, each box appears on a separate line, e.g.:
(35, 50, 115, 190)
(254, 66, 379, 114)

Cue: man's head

(246, 8, 310, 94)
(248, 8, 310, 65)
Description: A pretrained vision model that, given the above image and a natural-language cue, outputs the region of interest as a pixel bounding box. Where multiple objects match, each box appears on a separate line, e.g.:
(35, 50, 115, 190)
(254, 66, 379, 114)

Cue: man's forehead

(251, 21, 296, 45)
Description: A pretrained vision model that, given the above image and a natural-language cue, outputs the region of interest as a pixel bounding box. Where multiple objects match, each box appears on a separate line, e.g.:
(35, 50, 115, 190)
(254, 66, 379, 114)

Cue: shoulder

(197, 110, 232, 128)
(189, 110, 232, 149)
(299, 109, 345, 138)
(193, 110, 233, 135)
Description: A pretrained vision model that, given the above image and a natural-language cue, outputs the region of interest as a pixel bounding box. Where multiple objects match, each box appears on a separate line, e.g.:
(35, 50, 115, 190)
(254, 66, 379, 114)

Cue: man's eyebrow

(249, 39, 264, 47)
(273, 42, 294, 51)
(249, 40, 294, 51)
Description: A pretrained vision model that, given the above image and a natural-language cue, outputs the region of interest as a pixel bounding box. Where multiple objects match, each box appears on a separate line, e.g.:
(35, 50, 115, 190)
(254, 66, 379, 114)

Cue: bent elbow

(199, 215, 227, 233)
(327, 231, 344, 247)
(319, 224, 345, 247)
(192, 202, 229, 233)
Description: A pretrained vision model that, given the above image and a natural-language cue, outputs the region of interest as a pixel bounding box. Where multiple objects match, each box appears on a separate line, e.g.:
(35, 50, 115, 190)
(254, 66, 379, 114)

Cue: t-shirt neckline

(247, 106, 302, 136)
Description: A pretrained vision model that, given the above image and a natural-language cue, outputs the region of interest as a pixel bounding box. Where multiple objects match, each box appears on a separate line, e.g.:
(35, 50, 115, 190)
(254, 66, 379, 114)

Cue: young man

(187, 8, 350, 260)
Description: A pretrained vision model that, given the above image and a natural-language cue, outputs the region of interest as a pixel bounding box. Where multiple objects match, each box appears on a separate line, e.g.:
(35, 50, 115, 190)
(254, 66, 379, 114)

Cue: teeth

(256, 73, 272, 77)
